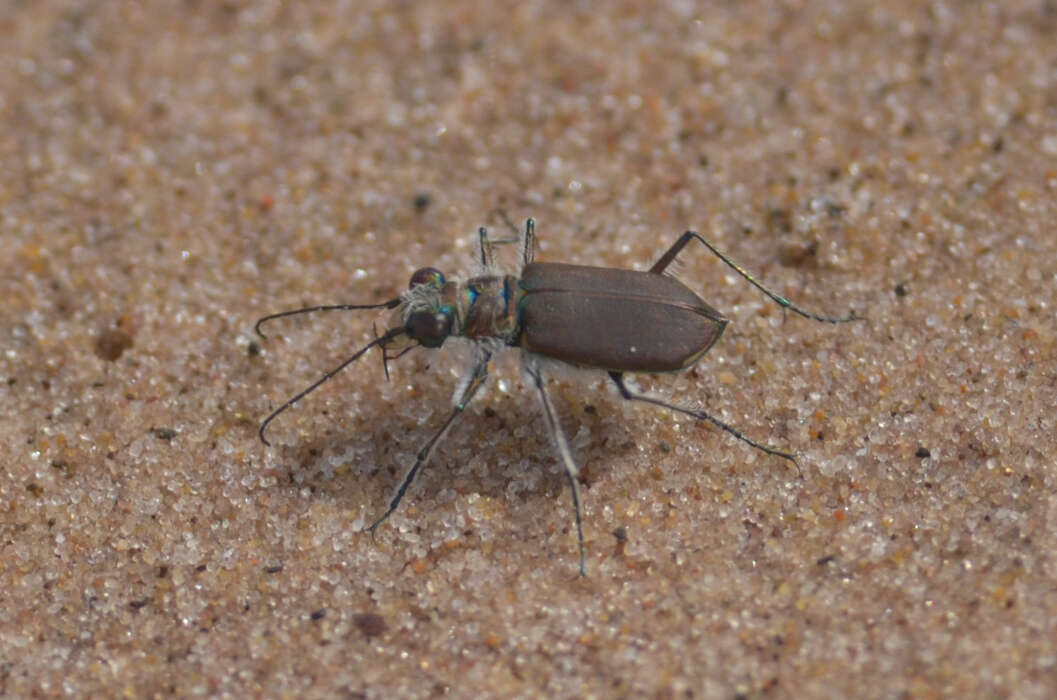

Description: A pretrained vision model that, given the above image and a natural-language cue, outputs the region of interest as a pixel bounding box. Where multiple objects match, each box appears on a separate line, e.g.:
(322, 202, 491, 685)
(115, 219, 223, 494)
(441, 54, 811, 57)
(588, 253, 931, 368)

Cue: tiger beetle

(255, 217, 859, 576)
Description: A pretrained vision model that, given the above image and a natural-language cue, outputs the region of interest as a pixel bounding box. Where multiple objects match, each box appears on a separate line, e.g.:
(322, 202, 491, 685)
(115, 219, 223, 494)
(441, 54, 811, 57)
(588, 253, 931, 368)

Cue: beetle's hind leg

(608, 371, 802, 477)
(650, 231, 859, 324)
(524, 356, 587, 577)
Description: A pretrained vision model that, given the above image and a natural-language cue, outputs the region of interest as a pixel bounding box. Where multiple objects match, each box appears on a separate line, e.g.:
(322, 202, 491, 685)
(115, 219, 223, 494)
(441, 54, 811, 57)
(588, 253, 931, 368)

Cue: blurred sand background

(2, 1, 1056, 697)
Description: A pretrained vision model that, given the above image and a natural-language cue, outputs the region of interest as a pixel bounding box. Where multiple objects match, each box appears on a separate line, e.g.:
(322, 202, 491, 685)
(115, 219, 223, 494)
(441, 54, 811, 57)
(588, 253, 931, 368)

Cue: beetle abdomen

(518, 262, 727, 372)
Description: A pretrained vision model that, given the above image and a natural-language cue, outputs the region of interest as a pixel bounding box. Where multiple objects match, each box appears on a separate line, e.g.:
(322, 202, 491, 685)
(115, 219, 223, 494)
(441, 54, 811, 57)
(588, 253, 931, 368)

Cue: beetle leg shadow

(524, 356, 588, 577)
(608, 371, 803, 478)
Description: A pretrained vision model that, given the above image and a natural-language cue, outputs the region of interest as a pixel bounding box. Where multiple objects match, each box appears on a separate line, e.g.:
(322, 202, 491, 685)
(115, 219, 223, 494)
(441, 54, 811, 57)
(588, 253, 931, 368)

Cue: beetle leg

(479, 212, 536, 270)
(366, 352, 492, 535)
(520, 217, 536, 267)
(525, 356, 587, 577)
(651, 231, 859, 324)
(649, 231, 695, 274)
(478, 226, 498, 268)
(608, 371, 802, 477)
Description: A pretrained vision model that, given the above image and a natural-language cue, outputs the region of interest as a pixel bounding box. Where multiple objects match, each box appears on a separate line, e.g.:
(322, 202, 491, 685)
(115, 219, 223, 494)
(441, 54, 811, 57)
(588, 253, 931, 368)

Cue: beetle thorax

(460, 274, 520, 343)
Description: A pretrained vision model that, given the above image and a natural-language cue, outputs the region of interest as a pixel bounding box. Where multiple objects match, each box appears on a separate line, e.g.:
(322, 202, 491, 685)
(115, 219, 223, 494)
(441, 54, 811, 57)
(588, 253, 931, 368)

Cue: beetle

(255, 218, 858, 575)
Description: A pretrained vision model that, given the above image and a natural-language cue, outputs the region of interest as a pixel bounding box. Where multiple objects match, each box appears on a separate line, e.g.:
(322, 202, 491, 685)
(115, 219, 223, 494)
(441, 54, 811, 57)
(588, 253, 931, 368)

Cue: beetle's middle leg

(524, 355, 587, 577)
(608, 371, 802, 476)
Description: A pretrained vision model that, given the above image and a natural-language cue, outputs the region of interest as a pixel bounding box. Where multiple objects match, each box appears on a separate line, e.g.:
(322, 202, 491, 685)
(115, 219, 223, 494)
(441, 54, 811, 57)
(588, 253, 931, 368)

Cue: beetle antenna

(259, 326, 405, 446)
(255, 299, 401, 339)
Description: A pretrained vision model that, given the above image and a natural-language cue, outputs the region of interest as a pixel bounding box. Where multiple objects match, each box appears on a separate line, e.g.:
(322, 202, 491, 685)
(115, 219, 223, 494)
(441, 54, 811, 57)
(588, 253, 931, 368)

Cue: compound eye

(406, 310, 451, 348)
(409, 267, 445, 289)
